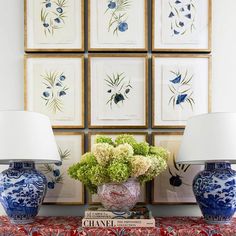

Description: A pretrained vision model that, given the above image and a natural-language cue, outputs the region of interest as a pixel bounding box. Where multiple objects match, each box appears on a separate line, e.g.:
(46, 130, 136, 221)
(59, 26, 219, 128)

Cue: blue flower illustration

(56, 7, 63, 13)
(125, 88, 130, 94)
(59, 91, 66, 97)
(170, 75, 181, 84)
(108, 1, 116, 9)
(46, 2, 51, 8)
(105, 72, 133, 109)
(41, 71, 69, 114)
(53, 169, 60, 177)
(176, 94, 188, 105)
(114, 93, 125, 104)
(106, 0, 131, 36)
(55, 161, 62, 166)
(40, 147, 71, 192)
(54, 18, 61, 23)
(185, 14, 191, 19)
(118, 22, 128, 32)
(43, 23, 49, 28)
(59, 75, 66, 81)
(48, 182, 55, 189)
(43, 91, 50, 97)
(168, 0, 196, 36)
(169, 12, 174, 18)
(168, 69, 195, 110)
(41, 0, 67, 36)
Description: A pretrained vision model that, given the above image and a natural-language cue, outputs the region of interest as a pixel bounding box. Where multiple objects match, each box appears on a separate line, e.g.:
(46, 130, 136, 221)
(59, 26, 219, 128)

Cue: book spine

(82, 218, 155, 228)
(84, 211, 131, 219)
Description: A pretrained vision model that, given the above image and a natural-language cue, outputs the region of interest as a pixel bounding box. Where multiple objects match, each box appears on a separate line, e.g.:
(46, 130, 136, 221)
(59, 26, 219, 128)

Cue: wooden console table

(0, 216, 235, 236)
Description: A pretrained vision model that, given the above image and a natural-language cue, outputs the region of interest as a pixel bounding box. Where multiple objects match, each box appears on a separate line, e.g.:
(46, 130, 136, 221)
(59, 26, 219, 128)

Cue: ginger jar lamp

(177, 113, 236, 224)
(0, 111, 60, 224)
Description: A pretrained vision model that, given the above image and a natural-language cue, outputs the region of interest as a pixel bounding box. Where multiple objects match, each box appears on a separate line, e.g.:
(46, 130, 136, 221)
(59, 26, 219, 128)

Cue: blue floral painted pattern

(193, 162, 236, 223)
(0, 162, 47, 224)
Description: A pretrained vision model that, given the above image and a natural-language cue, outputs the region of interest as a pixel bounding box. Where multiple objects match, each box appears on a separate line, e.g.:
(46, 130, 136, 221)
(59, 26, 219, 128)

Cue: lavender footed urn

(0, 162, 47, 224)
(193, 162, 236, 224)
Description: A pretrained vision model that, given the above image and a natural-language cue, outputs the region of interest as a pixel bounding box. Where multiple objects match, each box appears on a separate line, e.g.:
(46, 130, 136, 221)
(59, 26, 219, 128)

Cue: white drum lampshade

(177, 112, 236, 164)
(0, 111, 60, 164)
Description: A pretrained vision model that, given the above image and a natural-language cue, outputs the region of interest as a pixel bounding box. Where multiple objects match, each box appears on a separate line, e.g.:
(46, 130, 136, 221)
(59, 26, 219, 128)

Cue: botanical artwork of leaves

(168, 0, 196, 36)
(41, 71, 69, 114)
(41, 0, 68, 36)
(105, 72, 133, 109)
(40, 147, 71, 190)
(168, 69, 195, 110)
(105, 0, 131, 35)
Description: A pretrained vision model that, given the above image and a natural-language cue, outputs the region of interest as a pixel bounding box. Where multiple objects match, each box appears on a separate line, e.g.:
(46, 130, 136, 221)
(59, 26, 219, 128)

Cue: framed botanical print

(38, 132, 84, 205)
(152, 132, 203, 204)
(88, 0, 147, 51)
(152, 54, 211, 128)
(152, 0, 212, 52)
(25, 0, 84, 52)
(89, 54, 148, 128)
(25, 54, 84, 128)
(88, 132, 148, 204)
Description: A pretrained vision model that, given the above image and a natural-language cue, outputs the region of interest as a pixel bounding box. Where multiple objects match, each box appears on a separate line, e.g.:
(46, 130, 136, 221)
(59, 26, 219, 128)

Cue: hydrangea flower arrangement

(68, 134, 169, 193)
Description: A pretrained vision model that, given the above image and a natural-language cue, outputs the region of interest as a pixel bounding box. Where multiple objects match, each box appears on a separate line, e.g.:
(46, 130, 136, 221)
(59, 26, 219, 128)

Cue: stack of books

(82, 205, 155, 227)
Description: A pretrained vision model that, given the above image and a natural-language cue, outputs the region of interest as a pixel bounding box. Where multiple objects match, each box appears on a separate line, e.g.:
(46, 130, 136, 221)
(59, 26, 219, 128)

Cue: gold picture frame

(41, 132, 85, 205)
(152, 53, 212, 128)
(88, 53, 148, 129)
(151, 132, 201, 205)
(152, 0, 212, 52)
(88, 0, 148, 51)
(87, 131, 149, 204)
(24, 0, 84, 52)
(24, 54, 84, 129)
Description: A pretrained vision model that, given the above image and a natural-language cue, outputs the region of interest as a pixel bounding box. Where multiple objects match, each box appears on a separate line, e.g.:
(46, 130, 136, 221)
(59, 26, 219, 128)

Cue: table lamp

(0, 111, 60, 224)
(177, 113, 236, 224)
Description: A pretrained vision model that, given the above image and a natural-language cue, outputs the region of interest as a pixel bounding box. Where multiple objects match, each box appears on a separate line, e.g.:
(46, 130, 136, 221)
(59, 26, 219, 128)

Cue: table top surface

(0, 216, 235, 236)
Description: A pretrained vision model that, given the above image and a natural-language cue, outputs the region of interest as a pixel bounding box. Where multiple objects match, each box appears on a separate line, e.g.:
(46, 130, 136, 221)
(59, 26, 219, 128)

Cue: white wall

(0, 0, 235, 216)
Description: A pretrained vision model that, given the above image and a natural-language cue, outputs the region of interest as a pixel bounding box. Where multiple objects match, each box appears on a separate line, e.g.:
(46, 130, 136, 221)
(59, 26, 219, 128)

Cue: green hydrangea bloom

(80, 152, 97, 165)
(113, 143, 134, 160)
(115, 134, 137, 147)
(95, 135, 114, 146)
(92, 143, 114, 166)
(149, 146, 169, 160)
(90, 165, 110, 185)
(68, 160, 98, 193)
(67, 163, 81, 180)
(108, 160, 130, 183)
(133, 142, 150, 156)
(138, 155, 167, 184)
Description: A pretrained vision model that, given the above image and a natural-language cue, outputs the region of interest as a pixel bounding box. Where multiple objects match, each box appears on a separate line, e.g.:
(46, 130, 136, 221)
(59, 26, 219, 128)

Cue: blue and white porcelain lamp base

(0, 161, 47, 224)
(193, 162, 236, 224)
